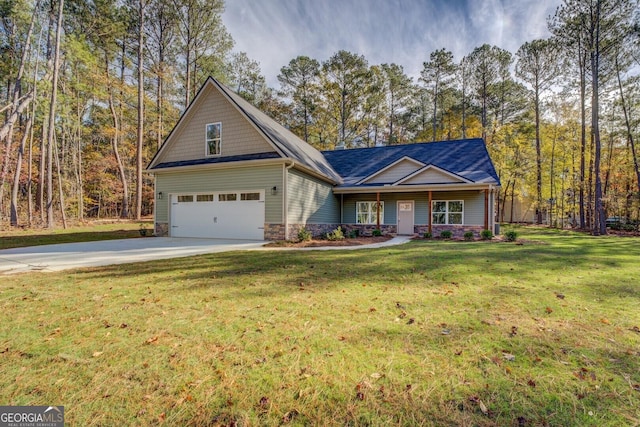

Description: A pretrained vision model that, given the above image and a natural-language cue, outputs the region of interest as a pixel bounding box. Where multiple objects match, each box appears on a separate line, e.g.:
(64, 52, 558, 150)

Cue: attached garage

(170, 191, 265, 240)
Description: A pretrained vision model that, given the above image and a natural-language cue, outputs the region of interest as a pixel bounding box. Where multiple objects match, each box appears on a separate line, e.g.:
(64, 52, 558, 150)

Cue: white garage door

(170, 191, 265, 240)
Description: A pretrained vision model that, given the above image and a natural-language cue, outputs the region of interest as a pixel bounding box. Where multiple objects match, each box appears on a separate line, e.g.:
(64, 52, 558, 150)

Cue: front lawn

(1, 228, 638, 425)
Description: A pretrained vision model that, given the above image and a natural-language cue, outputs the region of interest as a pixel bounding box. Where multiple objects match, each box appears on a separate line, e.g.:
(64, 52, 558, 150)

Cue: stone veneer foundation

(415, 225, 485, 238)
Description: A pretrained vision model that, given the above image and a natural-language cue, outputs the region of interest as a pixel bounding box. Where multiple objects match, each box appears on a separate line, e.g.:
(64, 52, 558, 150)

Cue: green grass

(0, 220, 152, 249)
(1, 227, 639, 426)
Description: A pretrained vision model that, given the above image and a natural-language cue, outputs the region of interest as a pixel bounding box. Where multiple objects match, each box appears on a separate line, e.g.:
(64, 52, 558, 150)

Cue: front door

(397, 200, 414, 235)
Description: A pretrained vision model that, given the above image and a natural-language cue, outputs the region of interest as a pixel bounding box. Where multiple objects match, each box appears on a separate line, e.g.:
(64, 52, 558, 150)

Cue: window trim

(205, 122, 222, 157)
(432, 200, 464, 225)
(355, 201, 384, 225)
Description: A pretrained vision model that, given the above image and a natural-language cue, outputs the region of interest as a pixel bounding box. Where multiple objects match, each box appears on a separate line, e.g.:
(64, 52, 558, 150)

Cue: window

(241, 192, 260, 201)
(196, 194, 214, 202)
(432, 200, 463, 224)
(206, 122, 221, 156)
(219, 193, 237, 201)
(356, 201, 384, 224)
(177, 195, 193, 203)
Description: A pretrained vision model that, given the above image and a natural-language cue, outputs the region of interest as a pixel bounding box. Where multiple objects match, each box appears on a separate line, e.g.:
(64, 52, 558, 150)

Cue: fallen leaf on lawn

(630, 326, 640, 333)
(407, 318, 415, 325)
(145, 336, 159, 345)
(478, 400, 488, 415)
(355, 391, 365, 400)
(92, 351, 103, 358)
(441, 329, 451, 335)
(503, 353, 515, 361)
(158, 412, 165, 422)
(259, 396, 270, 409)
(505, 366, 512, 374)
(369, 307, 376, 312)
(600, 318, 610, 325)
(510, 326, 518, 337)
(282, 409, 299, 423)
(632, 384, 640, 392)
(370, 372, 382, 379)
(545, 307, 553, 314)
(555, 293, 565, 299)
(119, 323, 128, 329)
(398, 311, 407, 319)
(527, 379, 536, 388)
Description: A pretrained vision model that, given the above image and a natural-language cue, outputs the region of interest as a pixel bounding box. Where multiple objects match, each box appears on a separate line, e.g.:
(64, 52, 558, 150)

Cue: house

(146, 77, 501, 241)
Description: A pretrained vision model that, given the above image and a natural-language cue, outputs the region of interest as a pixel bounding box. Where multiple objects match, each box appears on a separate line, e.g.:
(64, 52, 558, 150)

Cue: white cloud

(222, 0, 563, 88)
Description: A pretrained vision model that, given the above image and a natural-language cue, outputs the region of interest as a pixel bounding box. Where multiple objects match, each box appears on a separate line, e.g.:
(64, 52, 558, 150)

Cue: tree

(516, 38, 562, 224)
(321, 50, 370, 148)
(420, 49, 456, 141)
(277, 55, 320, 143)
(380, 63, 413, 145)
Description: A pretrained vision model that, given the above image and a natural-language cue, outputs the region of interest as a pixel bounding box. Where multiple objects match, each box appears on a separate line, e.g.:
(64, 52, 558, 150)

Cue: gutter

(332, 182, 501, 194)
(144, 158, 287, 174)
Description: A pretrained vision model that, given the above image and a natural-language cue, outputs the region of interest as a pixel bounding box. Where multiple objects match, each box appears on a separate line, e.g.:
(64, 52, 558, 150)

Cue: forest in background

(1, 0, 639, 235)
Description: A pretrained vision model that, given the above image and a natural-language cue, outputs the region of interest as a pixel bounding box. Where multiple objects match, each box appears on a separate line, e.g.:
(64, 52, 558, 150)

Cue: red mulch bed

(265, 235, 393, 248)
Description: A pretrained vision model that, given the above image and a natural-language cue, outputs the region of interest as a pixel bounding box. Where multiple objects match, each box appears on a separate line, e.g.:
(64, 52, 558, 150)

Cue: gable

(397, 165, 469, 185)
(360, 157, 425, 185)
(151, 84, 277, 166)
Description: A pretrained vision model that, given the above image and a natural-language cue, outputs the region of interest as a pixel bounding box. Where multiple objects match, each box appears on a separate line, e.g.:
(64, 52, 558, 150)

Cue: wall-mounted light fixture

(271, 186, 278, 196)
(158, 191, 163, 200)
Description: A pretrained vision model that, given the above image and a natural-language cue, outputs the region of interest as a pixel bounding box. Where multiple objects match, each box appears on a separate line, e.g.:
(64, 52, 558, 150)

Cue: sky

(222, 0, 563, 88)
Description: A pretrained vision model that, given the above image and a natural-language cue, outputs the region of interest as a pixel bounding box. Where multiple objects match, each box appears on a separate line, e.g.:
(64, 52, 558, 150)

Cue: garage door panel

(170, 192, 265, 240)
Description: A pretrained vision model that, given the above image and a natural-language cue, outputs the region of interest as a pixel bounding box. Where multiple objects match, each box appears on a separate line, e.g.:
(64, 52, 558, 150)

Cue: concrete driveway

(0, 238, 267, 275)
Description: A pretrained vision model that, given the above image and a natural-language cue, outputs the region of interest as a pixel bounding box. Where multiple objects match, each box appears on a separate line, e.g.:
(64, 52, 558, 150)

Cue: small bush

(423, 231, 432, 239)
(326, 226, 345, 241)
(372, 229, 382, 237)
(481, 229, 493, 240)
(440, 230, 453, 239)
(297, 227, 312, 242)
(504, 230, 518, 242)
(348, 229, 360, 238)
(463, 231, 474, 241)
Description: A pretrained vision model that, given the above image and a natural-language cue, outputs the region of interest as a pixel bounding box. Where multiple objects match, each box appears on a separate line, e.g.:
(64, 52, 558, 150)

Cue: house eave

(332, 182, 500, 194)
(145, 158, 288, 174)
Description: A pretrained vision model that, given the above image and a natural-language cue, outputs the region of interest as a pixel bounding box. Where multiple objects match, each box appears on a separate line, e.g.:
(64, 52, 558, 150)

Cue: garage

(170, 191, 265, 240)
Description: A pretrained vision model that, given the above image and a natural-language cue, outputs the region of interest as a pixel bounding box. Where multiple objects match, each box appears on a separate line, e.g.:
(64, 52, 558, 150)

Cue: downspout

(484, 188, 489, 231)
(283, 160, 294, 240)
(428, 190, 433, 234)
(376, 192, 381, 230)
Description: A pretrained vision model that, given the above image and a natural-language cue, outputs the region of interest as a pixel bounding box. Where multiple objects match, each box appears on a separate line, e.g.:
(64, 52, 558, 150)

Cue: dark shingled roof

(152, 152, 281, 170)
(210, 79, 343, 184)
(322, 139, 500, 187)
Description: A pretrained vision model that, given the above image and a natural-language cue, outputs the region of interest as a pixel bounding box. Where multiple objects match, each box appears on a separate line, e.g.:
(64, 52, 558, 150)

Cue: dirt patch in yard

(265, 235, 393, 248)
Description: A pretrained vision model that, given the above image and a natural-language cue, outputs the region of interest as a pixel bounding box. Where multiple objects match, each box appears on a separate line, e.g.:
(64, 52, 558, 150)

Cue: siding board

(287, 169, 339, 223)
(157, 85, 276, 165)
(155, 165, 283, 224)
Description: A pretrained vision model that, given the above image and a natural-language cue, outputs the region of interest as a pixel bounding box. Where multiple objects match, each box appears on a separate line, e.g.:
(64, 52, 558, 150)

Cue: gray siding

(155, 164, 283, 223)
(343, 190, 486, 225)
(403, 168, 463, 184)
(365, 159, 422, 184)
(287, 169, 339, 224)
(156, 84, 276, 165)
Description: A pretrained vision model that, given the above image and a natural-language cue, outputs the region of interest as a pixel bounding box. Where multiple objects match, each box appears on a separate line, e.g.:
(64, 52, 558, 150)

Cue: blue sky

(223, 0, 563, 87)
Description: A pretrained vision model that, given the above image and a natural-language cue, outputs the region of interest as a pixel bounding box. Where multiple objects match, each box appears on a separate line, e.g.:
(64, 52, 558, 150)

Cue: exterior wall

(156, 85, 276, 165)
(402, 169, 462, 184)
(365, 159, 422, 184)
(286, 168, 340, 238)
(341, 190, 489, 232)
(154, 164, 283, 235)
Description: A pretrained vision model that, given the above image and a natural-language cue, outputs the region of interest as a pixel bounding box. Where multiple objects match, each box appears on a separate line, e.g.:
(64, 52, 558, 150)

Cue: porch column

(484, 189, 489, 230)
(428, 191, 432, 234)
(376, 192, 381, 229)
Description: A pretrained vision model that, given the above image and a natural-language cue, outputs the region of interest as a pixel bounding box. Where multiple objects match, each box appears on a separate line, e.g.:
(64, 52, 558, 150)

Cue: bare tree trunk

(591, 0, 606, 236)
(10, 118, 32, 226)
(615, 55, 640, 195)
(45, 0, 64, 228)
(53, 132, 67, 228)
(136, 0, 146, 220)
(105, 53, 130, 218)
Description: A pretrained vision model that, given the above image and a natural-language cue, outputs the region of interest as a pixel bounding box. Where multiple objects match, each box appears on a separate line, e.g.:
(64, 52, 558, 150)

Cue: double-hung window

(206, 122, 221, 156)
(356, 201, 384, 224)
(432, 200, 463, 224)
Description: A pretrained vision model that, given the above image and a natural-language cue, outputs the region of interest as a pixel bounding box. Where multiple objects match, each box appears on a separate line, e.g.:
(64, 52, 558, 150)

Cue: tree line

(1, 0, 639, 235)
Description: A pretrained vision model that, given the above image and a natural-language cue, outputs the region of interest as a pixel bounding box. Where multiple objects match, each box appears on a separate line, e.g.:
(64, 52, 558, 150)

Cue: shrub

(372, 229, 382, 237)
(297, 227, 312, 242)
(423, 231, 432, 239)
(481, 229, 493, 240)
(348, 229, 360, 238)
(440, 230, 453, 239)
(504, 230, 518, 242)
(326, 226, 345, 241)
(463, 231, 474, 241)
